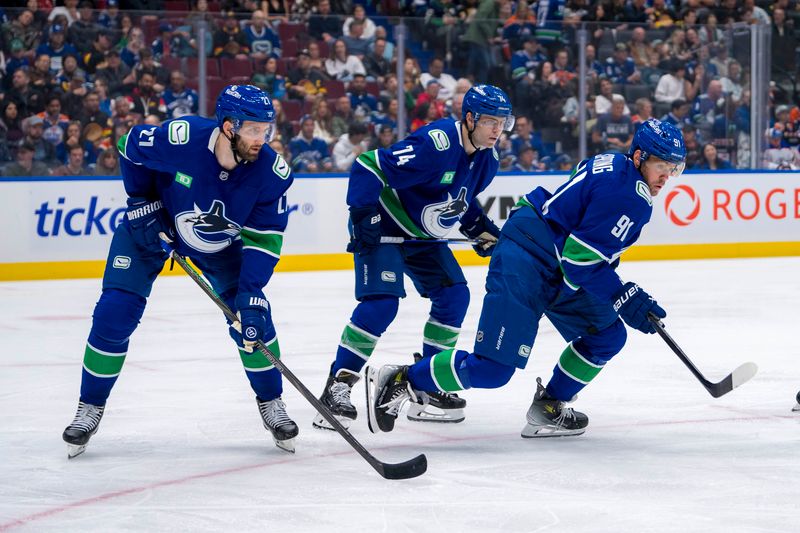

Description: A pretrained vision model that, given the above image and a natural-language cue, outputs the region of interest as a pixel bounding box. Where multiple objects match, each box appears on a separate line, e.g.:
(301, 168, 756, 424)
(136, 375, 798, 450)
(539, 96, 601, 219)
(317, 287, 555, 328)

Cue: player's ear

(632, 149, 642, 167)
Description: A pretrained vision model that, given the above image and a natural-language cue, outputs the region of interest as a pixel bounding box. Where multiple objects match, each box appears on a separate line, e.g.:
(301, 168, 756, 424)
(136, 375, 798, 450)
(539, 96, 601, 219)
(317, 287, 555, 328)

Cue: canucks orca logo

(175, 200, 241, 253)
(420, 187, 470, 237)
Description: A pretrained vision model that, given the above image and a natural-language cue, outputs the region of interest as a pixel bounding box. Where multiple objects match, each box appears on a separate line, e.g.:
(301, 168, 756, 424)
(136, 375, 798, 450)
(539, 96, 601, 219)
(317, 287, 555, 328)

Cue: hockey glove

(347, 206, 382, 256)
(612, 282, 666, 334)
(235, 292, 269, 353)
(459, 212, 501, 257)
(126, 196, 174, 253)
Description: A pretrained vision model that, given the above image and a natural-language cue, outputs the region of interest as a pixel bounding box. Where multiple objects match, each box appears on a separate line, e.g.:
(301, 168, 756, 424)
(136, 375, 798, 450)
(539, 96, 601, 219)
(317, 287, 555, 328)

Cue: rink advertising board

(1, 171, 799, 281)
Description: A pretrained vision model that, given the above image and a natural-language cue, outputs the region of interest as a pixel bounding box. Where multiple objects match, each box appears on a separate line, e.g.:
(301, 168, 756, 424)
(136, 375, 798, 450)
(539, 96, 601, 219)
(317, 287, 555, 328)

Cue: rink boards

(1, 171, 799, 281)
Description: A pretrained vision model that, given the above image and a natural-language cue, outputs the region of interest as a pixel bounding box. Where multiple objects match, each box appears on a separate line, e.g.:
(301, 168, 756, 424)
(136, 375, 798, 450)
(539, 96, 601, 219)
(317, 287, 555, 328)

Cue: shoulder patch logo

(168, 120, 190, 145)
(440, 171, 455, 184)
(636, 181, 653, 206)
(175, 171, 193, 188)
(428, 129, 450, 151)
(492, 147, 499, 160)
(273, 154, 290, 180)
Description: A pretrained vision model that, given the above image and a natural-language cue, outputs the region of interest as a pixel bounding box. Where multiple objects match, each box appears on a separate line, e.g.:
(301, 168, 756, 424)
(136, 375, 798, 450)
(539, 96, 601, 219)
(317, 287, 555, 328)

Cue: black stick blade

(377, 454, 428, 480)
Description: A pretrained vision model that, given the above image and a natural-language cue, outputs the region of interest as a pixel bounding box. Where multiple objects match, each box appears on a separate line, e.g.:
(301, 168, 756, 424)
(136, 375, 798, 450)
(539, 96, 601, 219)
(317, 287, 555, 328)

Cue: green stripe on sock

(430, 349, 463, 392)
(557, 343, 603, 384)
(239, 337, 280, 371)
(423, 320, 460, 350)
(339, 323, 378, 360)
(83, 343, 126, 377)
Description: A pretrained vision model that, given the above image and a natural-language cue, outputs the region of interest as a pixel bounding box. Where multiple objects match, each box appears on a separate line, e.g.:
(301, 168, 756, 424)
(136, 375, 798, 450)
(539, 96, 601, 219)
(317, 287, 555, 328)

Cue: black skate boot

(407, 353, 466, 423)
(62, 401, 105, 458)
(521, 378, 588, 438)
(257, 397, 299, 453)
(312, 368, 361, 430)
(793, 390, 800, 412)
(365, 364, 416, 433)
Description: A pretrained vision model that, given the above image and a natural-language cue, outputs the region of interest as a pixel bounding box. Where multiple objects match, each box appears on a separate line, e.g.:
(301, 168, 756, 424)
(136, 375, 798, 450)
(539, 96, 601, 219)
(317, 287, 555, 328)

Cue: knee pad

(90, 288, 147, 344)
(351, 296, 399, 336)
(428, 283, 470, 326)
(574, 319, 627, 365)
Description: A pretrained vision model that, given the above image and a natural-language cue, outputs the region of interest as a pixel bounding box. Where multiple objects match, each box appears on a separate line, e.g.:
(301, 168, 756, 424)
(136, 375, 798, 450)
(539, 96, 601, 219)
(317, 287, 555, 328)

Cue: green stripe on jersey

(557, 343, 604, 384)
(116, 133, 128, 156)
(562, 235, 606, 265)
(239, 337, 280, 372)
(83, 343, 126, 377)
(241, 228, 283, 259)
(339, 323, 379, 361)
(423, 319, 460, 351)
(430, 349, 464, 392)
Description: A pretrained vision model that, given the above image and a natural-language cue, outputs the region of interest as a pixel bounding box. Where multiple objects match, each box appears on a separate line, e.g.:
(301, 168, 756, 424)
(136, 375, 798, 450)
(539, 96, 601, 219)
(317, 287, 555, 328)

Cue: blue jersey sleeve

(117, 122, 177, 173)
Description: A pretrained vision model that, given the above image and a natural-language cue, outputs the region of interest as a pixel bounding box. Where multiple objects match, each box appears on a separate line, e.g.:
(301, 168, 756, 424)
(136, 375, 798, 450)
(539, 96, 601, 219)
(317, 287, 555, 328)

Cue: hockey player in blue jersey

(311, 85, 515, 431)
(366, 118, 686, 437)
(62, 85, 300, 457)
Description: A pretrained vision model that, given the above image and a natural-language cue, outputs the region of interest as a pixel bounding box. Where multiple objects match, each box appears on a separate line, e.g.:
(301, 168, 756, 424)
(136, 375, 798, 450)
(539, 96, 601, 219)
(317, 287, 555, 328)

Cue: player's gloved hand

(126, 196, 174, 252)
(235, 292, 269, 353)
(459, 212, 501, 257)
(347, 206, 382, 256)
(612, 282, 666, 334)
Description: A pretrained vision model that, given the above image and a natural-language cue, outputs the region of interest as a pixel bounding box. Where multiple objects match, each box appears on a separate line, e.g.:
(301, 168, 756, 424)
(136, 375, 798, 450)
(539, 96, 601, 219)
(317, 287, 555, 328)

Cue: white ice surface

(1, 258, 798, 532)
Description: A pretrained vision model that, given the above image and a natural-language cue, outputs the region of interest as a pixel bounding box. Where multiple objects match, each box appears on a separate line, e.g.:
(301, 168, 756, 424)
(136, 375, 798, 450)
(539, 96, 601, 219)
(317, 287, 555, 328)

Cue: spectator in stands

(268, 99, 294, 145)
(631, 97, 653, 128)
(95, 49, 135, 98)
(77, 90, 111, 131)
(134, 49, 169, 92)
(332, 121, 368, 171)
(308, 98, 336, 145)
(368, 123, 395, 150)
(622, 0, 648, 25)
(512, 145, 543, 172)
(150, 23, 175, 60)
(420, 57, 457, 102)
(213, 12, 250, 60)
(83, 30, 113, 76)
(654, 60, 687, 105)
(0, 101, 24, 163)
(720, 60, 745, 104)
(127, 70, 167, 121)
(552, 48, 576, 86)
(286, 48, 328, 102)
(462, 0, 501, 83)
(693, 79, 725, 132)
(115, 13, 134, 48)
(289, 114, 333, 173)
(363, 37, 391, 82)
(97, 0, 121, 30)
(245, 10, 281, 60)
(592, 95, 634, 153)
(307, 41, 327, 72)
(374, 96, 399, 132)
(681, 126, 701, 169)
(348, 73, 378, 122)
(93, 77, 113, 117)
(38, 95, 70, 147)
(763, 128, 800, 170)
(554, 153, 574, 172)
(595, 77, 630, 116)
(770, 9, 797, 87)
(603, 43, 640, 85)
(502, 0, 536, 51)
(665, 28, 691, 63)
(343, 4, 376, 41)
(48, 0, 79, 26)
(3, 142, 50, 177)
(413, 80, 445, 122)
(661, 98, 692, 131)
(52, 143, 90, 176)
(269, 138, 288, 161)
(510, 114, 546, 160)
(56, 120, 83, 163)
(511, 35, 546, 97)
(251, 57, 287, 100)
(5, 39, 31, 82)
(20, 115, 57, 165)
(36, 23, 77, 75)
(30, 53, 56, 94)
(410, 101, 440, 133)
(447, 91, 464, 122)
(8, 68, 46, 117)
(162, 70, 199, 119)
(94, 147, 120, 175)
(650, 0, 677, 28)
(341, 19, 371, 60)
(325, 39, 365, 82)
(3, 9, 40, 54)
(309, 0, 342, 43)
(120, 27, 146, 68)
(698, 12, 723, 46)
(696, 142, 732, 170)
(628, 27, 658, 84)
(68, 1, 98, 55)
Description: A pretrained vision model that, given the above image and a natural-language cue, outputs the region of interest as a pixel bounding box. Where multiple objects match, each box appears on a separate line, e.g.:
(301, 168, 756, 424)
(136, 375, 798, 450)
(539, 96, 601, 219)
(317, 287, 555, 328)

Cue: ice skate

(365, 365, 416, 433)
(521, 378, 588, 438)
(62, 401, 105, 459)
(312, 368, 361, 430)
(793, 390, 800, 412)
(257, 397, 299, 453)
(407, 353, 466, 423)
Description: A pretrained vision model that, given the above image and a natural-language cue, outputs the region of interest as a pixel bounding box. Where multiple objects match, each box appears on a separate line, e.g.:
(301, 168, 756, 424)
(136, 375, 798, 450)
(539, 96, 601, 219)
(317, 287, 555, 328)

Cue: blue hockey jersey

(348, 118, 499, 238)
(521, 152, 653, 304)
(117, 115, 293, 294)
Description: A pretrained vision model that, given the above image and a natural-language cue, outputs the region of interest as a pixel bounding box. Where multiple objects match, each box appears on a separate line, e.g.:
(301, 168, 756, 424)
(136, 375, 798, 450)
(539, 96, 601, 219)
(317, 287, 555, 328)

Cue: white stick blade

(731, 362, 758, 389)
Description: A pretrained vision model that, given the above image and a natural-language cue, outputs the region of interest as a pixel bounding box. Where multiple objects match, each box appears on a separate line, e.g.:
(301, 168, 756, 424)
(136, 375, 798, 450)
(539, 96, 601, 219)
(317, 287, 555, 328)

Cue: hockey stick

(159, 235, 427, 480)
(380, 236, 476, 244)
(647, 313, 757, 398)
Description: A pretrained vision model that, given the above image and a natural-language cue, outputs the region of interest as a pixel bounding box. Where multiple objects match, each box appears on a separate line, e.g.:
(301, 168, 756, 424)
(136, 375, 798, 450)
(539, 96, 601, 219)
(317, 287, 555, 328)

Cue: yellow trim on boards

(1, 242, 799, 282)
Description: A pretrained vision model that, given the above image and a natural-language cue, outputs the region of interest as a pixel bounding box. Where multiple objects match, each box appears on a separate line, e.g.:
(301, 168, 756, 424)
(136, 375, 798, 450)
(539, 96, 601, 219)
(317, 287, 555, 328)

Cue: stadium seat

(365, 81, 380, 98)
(282, 100, 304, 122)
(323, 80, 345, 99)
(220, 58, 253, 78)
(161, 56, 181, 73)
(278, 22, 308, 43)
(624, 84, 653, 103)
(187, 57, 221, 78)
(282, 39, 299, 58)
(164, 0, 189, 12)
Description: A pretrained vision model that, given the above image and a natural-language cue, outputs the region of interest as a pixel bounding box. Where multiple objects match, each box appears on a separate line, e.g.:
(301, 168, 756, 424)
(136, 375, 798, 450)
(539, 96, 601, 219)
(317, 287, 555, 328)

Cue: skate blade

(364, 366, 381, 434)
(793, 404, 800, 412)
(312, 412, 353, 431)
(273, 437, 296, 454)
(407, 404, 465, 423)
(67, 444, 87, 459)
(520, 423, 586, 438)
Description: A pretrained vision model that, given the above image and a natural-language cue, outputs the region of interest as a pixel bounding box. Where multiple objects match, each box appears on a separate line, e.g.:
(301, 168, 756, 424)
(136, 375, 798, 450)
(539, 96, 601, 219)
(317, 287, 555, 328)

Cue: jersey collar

(208, 127, 220, 153)
(455, 120, 464, 147)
